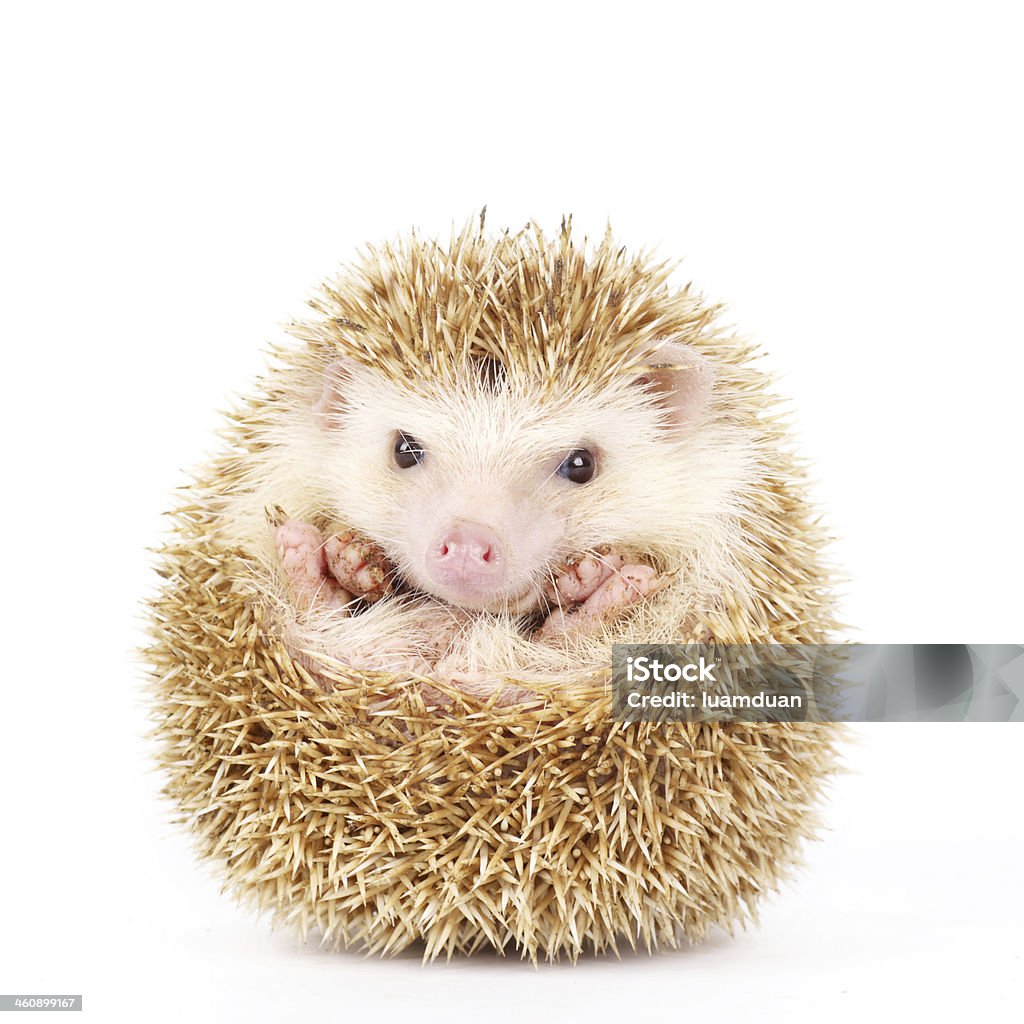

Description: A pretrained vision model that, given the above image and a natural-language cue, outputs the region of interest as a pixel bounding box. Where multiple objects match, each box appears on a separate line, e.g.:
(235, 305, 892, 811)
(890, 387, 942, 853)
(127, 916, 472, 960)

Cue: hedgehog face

(309, 343, 724, 614)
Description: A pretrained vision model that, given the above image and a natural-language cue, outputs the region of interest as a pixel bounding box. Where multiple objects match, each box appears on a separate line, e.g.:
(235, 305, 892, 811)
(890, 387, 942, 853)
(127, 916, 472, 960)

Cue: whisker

(525, 461, 566, 503)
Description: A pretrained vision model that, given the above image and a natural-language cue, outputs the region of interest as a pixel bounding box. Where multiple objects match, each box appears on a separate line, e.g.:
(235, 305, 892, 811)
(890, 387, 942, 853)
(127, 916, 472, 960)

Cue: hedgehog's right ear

(312, 356, 359, 430)
(631, 341, 713, 434)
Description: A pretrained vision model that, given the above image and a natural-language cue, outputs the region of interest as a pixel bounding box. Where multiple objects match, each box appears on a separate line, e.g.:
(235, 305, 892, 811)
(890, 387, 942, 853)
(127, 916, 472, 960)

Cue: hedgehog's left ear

(631, 341, 714, 433)
(312, 356, 360, 430)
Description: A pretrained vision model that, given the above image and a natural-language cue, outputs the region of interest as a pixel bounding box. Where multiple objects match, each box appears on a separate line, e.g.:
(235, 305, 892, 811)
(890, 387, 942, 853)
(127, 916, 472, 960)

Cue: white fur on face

(299, 356, 754, 614)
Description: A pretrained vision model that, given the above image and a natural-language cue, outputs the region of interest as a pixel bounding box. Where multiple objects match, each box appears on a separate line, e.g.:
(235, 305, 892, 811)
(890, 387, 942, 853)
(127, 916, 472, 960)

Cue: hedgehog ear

(312, 356, 359, 430)
(631, 341, 713, 433)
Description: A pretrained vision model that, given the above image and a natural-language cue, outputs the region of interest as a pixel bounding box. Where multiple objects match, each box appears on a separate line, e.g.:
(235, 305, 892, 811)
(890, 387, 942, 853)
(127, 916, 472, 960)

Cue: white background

(2, 2, 1022, 1021)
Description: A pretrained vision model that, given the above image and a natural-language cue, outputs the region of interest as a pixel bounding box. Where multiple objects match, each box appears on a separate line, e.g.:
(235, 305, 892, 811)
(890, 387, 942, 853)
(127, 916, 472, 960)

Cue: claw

(265, 504, 288, 529)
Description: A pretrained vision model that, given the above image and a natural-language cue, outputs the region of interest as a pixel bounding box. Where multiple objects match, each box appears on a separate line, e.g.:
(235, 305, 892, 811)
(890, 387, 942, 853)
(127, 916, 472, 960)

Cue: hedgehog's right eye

(393, 432, 426, 469)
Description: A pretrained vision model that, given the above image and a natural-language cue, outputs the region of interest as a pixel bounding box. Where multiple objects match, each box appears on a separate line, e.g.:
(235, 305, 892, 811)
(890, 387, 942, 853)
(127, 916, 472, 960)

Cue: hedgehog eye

(557, 448, 596, 484)
(393, 432, 426, 469)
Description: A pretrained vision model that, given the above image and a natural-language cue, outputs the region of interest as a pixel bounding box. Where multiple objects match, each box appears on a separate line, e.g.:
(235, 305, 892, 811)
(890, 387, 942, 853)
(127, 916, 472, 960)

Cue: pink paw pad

(545, 548, 625, 605)
(537, 550, 669, 640)
(274, 519, 351, 611)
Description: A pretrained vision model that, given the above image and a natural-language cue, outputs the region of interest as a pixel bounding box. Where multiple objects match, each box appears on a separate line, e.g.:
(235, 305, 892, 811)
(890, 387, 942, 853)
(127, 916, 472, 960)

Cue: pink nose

(427, 522, 504, 589)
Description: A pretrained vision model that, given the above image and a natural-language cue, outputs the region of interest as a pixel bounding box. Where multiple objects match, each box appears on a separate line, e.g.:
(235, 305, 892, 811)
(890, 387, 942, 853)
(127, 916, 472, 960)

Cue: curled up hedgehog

(146, 216, 838, 961)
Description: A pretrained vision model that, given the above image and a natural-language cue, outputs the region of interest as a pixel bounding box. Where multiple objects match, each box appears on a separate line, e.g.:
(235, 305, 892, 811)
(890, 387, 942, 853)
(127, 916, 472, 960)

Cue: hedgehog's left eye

(557, 448, 596, 484)
(394, 431, 426, 469)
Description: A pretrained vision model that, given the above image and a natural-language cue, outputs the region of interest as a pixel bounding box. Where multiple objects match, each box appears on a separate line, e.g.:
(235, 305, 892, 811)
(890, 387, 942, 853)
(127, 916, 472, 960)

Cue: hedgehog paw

(274, 519, 353, 612)
(543, 546, 625, 605)
(537, 554, 669, 640)
(323, 529, 396, 603)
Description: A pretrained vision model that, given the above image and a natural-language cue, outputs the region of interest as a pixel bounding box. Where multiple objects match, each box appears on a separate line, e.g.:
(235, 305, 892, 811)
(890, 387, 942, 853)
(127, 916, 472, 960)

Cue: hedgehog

(146, 215, 838, 961)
